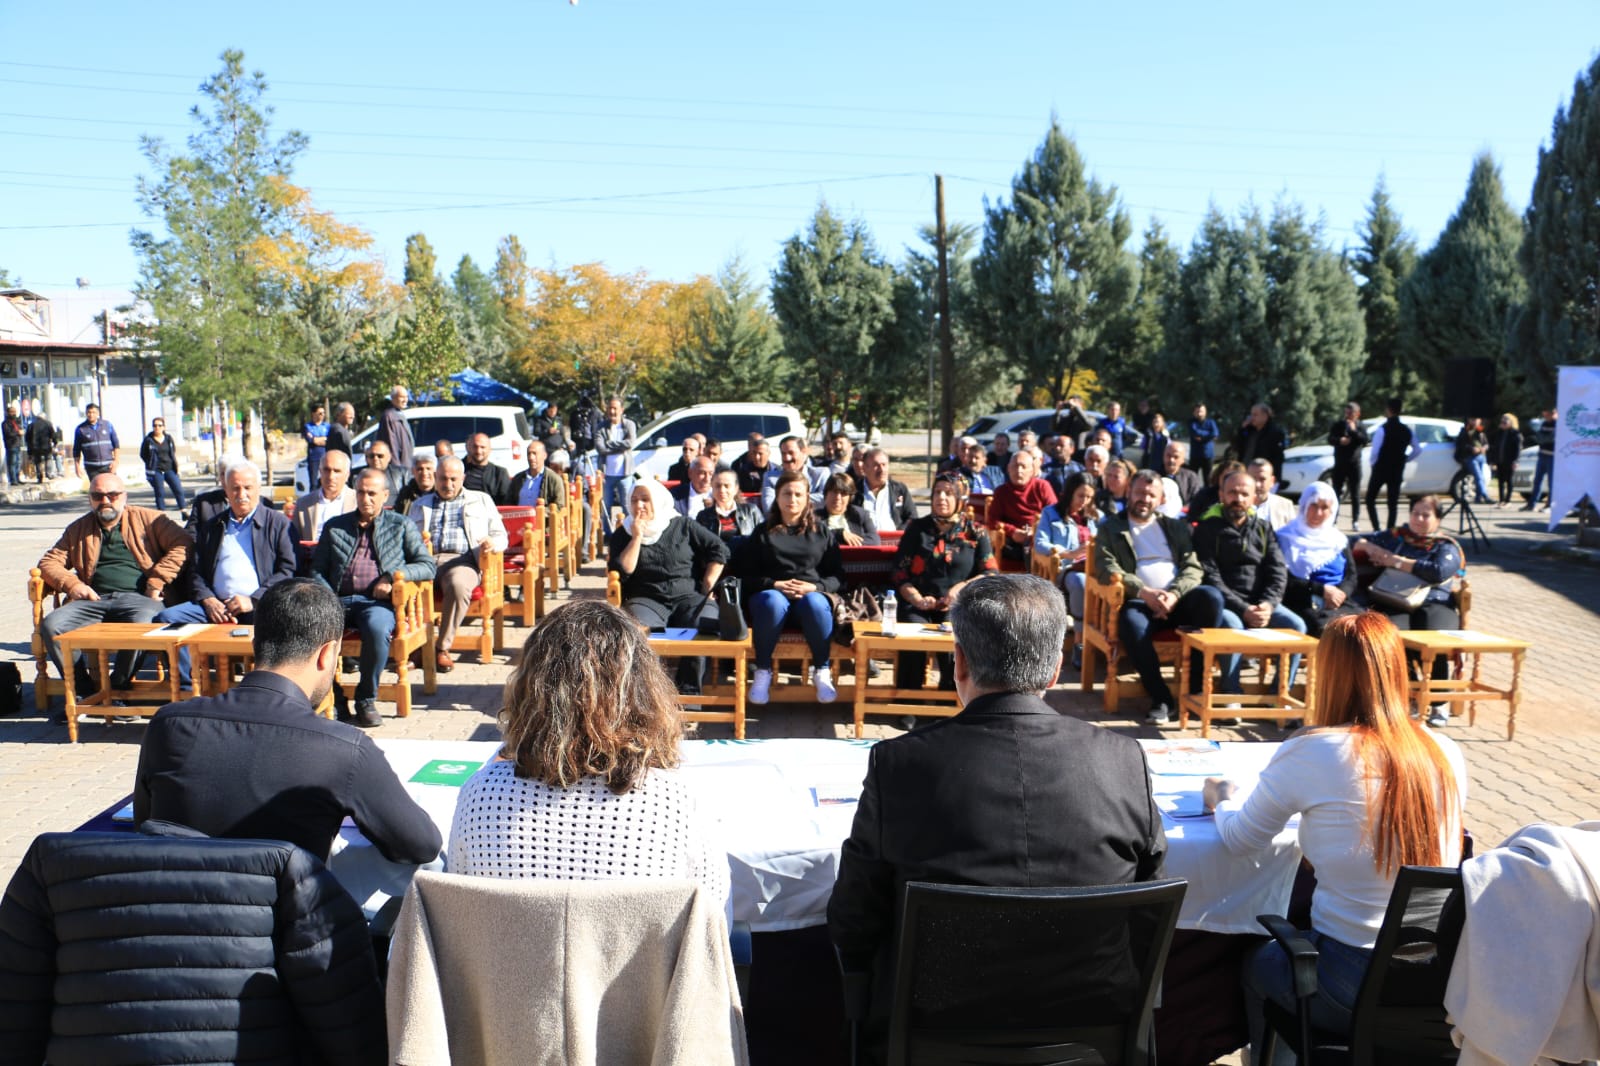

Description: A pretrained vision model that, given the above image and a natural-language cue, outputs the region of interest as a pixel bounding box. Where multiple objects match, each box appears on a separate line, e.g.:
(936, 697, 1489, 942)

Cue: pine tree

(1100, 220, 1180, 407)
(1160, 201, 1364, 435)
(902, 221, 1016, 423)
(650, 256, 786, 409)
(451, 254, 513, 382)
(1511, 53, 1600, 404)
(970, 122, 1139, 403)
(770, 203, 897, 436)
(404, 234, 441, 290)
(1350, 177, 1418, 410)
(1397, 153, 1526, 411)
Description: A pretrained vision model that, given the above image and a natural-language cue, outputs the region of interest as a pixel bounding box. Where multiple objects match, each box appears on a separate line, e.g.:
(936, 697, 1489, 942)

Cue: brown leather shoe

(435, 648, 455, 673)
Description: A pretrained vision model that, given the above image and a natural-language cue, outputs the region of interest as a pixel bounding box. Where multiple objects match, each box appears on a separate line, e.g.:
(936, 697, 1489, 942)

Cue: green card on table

(409, 759, 484, 786)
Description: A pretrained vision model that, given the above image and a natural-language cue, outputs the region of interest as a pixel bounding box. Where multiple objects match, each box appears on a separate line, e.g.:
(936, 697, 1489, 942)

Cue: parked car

(809, 418, 882, 448)
(1512, 440, 1541, 501)
(293, 404, 533, 495)
(960, 407, 1145, 461)
(1277, 416, 1464, 499)
(629, 402, 808, 480)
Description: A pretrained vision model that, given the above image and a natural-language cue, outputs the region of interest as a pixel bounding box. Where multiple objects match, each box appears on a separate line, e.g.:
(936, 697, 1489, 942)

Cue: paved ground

(2, 479, 1596, 889)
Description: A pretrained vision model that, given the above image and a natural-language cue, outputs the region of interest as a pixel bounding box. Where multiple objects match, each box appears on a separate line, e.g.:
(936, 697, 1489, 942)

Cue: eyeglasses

(90, 491, 124, 502)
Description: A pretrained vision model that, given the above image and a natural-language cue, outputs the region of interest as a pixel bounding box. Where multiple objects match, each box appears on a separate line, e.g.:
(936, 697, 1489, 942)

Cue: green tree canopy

(1100, 219, 1180, 409)
(647, 256, 787, 410)
(770, 202, 897, 435)
(130, 49, 307, 463)
(1159, 200, 1364, 435)
(404, 233, 441, 291)
(970, 122, 1139, 404)
(900, 221, 1015, 425)
(1398, 153, 1526, 412)
(1512, 53, 1600, 404)
(1350, 176, 1418, 411)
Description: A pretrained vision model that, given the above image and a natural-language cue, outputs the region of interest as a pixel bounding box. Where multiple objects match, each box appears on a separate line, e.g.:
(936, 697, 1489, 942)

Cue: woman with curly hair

(446, 599, 727, 905)
(891, 472, 998, 690)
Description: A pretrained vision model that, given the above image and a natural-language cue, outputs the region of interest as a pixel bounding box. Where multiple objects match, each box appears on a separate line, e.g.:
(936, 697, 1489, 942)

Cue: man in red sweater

(987, 450, 1057, 565)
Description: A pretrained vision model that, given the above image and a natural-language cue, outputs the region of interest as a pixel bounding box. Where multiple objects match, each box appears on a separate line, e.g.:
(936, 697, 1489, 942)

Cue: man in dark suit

(851, 447, 917, 531)
(152, 458, 297, 686)
(828, 574, 1167, 1056)
(672, 455, 717, 520)
(134, 578, 441, 867)
(1160, 440, 1204, 509)
(462, 431, 512, 504)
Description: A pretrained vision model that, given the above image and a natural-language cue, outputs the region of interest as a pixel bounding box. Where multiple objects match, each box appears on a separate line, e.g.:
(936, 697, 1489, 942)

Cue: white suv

(630, 403, 808, 479)
(293, 404, 533, 495)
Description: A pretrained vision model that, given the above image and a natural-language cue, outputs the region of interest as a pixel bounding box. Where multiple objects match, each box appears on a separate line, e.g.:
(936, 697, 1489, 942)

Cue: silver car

(1277, 416, 1464, 499)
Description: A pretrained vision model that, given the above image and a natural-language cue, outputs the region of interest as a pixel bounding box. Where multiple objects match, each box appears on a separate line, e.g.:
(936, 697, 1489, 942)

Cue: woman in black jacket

(138, 417, 187, 512)
(1491, 412, 1523, 507)
(820, 472, 879, 546)
(892, 472, 998, 689)
(744, 470, 843, 705)
(608, 478, 728, 693)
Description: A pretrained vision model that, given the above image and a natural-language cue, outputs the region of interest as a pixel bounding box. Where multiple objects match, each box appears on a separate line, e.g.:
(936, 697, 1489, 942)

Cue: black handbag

(714, 577, 747, 641)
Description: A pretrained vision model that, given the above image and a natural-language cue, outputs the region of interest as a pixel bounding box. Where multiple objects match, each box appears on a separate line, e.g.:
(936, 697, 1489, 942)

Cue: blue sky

(2, 1, 1596, 294)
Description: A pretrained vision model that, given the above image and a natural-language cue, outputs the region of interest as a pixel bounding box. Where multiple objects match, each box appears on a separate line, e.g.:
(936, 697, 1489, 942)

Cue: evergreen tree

(770, 203, 897, 436)
(1160, 201, 1364, 435)
(901, 221, 1016, 423)
(493, 235, 537, 378)
(451, 254, 513, 382)
(403, 233, 440, 290)
(1512, 53, 1600, 404)
(362, 284, 468, 406)
(649, 256, 787, 409)
(970, 122, 1139, 403)
(1101, 220, 1180, 407)
(1397, 153, 1526, 411)
(130, 49, 307, 466)
(1350, 177, 1418, 410)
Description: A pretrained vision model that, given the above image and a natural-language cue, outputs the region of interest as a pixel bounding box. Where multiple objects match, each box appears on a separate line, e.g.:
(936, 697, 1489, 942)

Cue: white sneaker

(814, 667, 838, 704)
(750, 668, 773, 705)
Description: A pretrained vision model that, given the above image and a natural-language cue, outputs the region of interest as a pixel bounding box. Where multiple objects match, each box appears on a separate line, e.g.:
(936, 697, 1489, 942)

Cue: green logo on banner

(410, 759, 484, 786)
(1565, 404, 1600, 440)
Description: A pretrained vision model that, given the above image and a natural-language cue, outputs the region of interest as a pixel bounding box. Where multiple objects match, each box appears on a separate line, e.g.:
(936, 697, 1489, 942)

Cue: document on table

(1228, 628, 1298, 641)
(1141, 738, 1227, 777)
(143, 623, 208, 637)
(655, 627, 699, 641)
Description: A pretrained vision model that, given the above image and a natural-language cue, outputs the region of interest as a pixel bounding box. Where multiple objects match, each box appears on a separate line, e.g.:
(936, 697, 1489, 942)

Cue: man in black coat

(828, 574, 1167, 1056)
(462, 431, 513, 504)
(851, 447, 917, 531)
(1232, 402, 1289, 483)
(1326, 401, 1369, 528)
(134, 578, 442, 866)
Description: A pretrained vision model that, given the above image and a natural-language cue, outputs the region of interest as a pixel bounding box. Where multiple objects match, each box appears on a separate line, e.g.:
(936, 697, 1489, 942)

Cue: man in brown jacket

(38, 472, 193, 690)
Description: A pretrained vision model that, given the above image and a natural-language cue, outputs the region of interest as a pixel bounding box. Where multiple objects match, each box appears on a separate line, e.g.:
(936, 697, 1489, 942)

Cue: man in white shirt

(851, 448, 917, 532)
(1248, 459, 1297, 530)
(597, 396, 636, 535)
(294, 450, 356, 543)
(408, 457, 508, 672)
(1093, 471, 1226, 724)
(673, 456, 717, 520)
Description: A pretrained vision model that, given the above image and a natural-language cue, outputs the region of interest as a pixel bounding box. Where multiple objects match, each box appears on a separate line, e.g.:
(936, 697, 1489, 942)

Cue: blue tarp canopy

(420, 369, 542, 411)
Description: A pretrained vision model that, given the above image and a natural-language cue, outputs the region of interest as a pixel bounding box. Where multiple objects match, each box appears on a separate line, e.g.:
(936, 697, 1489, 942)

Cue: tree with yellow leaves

(519, 262, 683, 399)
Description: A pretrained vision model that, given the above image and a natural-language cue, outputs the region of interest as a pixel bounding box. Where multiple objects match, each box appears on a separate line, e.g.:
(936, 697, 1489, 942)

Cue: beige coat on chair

(386, 872, 748, 1066)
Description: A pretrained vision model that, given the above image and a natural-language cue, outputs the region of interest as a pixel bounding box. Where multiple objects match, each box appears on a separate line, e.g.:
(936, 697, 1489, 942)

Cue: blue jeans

(340, 595, 396, 701)
(1217, 605, 1306, 694)
(1245, 929, 1372, 1065)
(1528, 452, 1553, 506)
(4, 448, 20, 485)
(149, 601, 255, 686)
(147, 468, 187, 511)
(1471, 454, 1490, 502)
(1116, 584, 1225, 707)
(751, 589, 834, 670)
(39, 591, 165, 679)
(601, 473, 630, 534)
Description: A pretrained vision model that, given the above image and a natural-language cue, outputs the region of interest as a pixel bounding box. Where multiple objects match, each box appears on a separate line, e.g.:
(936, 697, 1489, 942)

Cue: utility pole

(935, 174, 955, 459)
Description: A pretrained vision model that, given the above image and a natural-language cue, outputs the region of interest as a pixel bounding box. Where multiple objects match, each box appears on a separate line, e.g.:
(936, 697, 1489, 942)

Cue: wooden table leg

(1468, 652, 1483, 727)
(1199, 652, 1215, 739)
(1508, 649, 1524, 741)
(1418, 650, 1438, 712)
(96, 649, 112, 724)
(60, 635, 79, 743)
(853, 642, 869, 740)
(734, 646, 747, 740)
(166, 645, 181, 704)
(1177, 642, 1190, 731)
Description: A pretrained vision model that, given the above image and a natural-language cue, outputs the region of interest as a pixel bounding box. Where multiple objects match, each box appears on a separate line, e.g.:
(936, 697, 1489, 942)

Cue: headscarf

(622, 477, 679, 546)
(1276, 481, 1348, 580)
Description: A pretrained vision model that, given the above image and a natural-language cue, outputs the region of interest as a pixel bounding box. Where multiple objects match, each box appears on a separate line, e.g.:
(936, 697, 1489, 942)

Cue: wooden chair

(338, 570, 436, 718)
(419, 529, 506, 662)
(544, 490, 578, 593)
(497, 505, 545, 627)
(986, 523, 1033, 574)
(587, 475, 605, 561)
(1079, 572, 1182, 713)
(27, 568, 66, 711)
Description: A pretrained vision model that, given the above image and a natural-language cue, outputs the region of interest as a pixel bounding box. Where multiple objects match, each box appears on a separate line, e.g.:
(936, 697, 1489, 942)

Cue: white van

(629, 403, 808, 480)
(293, 404, 533, 495)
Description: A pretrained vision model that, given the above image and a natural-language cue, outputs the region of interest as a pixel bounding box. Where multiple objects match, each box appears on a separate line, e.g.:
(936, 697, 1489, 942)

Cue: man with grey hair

(151, 458, 297, 685)
(327, 402, 356, 458)
(851, 446, 916, 531)
(408, 455, 507, 672)
(828, 573, 1167, 1052)
(375, 386, 413, 473)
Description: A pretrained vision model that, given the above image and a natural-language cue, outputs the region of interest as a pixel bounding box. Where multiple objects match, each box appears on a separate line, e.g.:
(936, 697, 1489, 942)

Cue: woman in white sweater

(1204, 612, 1467, 1064)
(448, 600, 728, 907)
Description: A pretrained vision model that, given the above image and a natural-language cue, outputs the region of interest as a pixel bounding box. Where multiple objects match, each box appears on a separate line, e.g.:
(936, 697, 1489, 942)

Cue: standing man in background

(73, 403, 118, 482)
(3, 401, 25, 486)
(327, 402, 355, 459)
(25, 410, 56, 484)
(597, 395, 636, 534)
(1365, 398, 1421, 532)
(1522, 407, 1558, 512)
(1327, 401, 1368, 532)
(375, 386, 414, 475)
(303, 404, 330, 492)
(1187, 403, 1219, 482)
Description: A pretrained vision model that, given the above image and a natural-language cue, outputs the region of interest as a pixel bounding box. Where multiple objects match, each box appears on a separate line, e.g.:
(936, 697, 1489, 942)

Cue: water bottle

(881, 589, 897, 636)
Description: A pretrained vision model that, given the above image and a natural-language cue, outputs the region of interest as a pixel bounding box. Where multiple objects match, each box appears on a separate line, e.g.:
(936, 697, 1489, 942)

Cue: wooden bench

(1079, 572, 1183, 713)
(26, 568, 67, 711)
(338, 570, 436, 718)
(498, 505, 546, 627)
(419, 529, 506, 663)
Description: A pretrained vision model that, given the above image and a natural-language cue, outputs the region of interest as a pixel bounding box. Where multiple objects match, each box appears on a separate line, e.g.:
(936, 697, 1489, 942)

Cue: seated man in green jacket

(309, 467, 436, 727)
(1093, 470, 1225, 725)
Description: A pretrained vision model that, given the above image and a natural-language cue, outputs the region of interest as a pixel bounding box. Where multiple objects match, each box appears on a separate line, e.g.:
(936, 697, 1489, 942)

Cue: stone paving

(2, 484, 1597, 886)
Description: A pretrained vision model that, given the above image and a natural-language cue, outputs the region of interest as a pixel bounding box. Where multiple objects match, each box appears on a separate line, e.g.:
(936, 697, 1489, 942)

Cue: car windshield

(962, 418, 998, 436)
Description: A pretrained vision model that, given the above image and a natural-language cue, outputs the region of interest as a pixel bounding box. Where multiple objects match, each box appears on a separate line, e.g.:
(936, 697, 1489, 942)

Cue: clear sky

(2, 1, 1596, 294)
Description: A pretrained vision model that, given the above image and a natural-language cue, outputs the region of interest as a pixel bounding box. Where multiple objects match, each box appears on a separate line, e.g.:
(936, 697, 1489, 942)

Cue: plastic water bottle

(881, 589, 897, 636)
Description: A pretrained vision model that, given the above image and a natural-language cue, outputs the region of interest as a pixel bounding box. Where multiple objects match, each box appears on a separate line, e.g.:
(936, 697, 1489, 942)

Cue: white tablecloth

(344, 736, 1301, 936)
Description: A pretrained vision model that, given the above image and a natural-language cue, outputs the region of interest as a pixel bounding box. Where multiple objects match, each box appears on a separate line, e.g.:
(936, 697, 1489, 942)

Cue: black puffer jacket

(0, 824, 385, 1066)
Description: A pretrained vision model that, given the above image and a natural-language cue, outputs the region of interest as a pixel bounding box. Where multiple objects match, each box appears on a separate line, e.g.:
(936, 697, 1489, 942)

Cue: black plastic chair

(858, 878, 1186, 1066)
(1257, 865, 1464, 1066)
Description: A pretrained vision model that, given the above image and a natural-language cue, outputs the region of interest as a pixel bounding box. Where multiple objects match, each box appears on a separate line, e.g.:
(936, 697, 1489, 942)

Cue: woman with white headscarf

(1275, 481, 1360, 636)
(608, 477, 729, 693)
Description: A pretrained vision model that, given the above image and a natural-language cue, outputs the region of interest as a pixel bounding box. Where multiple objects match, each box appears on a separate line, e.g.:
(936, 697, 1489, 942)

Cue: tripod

(1447, 469, 1492, 552)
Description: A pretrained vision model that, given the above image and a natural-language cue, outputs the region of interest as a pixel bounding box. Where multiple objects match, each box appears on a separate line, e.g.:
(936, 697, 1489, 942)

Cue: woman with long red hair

(1203, 611, 1468, 1064)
